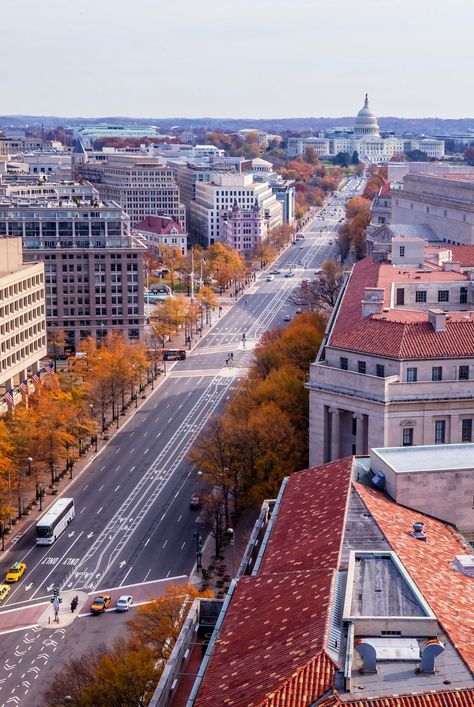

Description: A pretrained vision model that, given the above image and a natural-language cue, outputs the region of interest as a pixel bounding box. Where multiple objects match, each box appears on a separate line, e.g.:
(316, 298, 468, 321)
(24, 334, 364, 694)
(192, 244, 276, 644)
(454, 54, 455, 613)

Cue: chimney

(361, 287, 385, 318)
(411, 521, 427, 541)
(428, 309, 446, 332)
(442, 261, 461, 273)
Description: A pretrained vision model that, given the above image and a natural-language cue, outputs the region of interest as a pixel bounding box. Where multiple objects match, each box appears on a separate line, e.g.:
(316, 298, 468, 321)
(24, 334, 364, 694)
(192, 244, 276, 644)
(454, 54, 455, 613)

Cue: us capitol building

(288, 94, 445, 164)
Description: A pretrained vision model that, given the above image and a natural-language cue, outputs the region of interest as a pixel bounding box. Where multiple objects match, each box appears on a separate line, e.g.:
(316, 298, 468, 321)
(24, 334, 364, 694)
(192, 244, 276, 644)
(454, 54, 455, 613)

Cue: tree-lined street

(0, 177, 364, 706)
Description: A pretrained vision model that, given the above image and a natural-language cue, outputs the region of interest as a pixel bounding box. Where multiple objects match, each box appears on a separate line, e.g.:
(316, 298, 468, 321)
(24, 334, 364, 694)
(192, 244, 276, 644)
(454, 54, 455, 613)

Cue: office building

(0, 197, 145, 353)
(190, 173, 282, 247)
(308, 239, 474, 467)
(0, 237, 46, 395)
(391, 172, 474, 245)
(221, 200, 266, 255)
(79, 154, 186, 228)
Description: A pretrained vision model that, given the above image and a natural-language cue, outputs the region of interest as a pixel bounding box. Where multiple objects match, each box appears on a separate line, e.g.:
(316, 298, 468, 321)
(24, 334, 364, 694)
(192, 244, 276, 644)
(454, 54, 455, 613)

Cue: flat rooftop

(350, 555, 425, 617)
(371, 444, 474, 473)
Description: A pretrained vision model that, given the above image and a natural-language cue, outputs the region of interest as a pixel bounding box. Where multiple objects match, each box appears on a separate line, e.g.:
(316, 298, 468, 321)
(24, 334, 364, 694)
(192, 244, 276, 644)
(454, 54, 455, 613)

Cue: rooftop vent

(452, 554, 474, 577)
(419, 639, 445, 674)
(355, 640, 377, 673)
(411, 521, 427, 541)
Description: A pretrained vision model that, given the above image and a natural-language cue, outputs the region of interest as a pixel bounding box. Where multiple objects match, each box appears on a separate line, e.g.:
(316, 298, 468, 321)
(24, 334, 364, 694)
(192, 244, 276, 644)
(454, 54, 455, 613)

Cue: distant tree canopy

(334, 152, 352, 167)
(464, 147, 474, 165)
(405, 149, 429, 162)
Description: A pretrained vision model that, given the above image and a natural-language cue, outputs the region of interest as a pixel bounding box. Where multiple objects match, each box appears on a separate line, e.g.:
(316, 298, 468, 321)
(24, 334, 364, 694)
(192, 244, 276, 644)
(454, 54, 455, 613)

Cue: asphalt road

(0, 175, 365, 706)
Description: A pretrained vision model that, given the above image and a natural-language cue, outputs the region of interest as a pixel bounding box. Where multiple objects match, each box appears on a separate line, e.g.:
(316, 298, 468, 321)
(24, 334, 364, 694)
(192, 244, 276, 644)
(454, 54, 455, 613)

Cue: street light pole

(227, 527, 235, 577)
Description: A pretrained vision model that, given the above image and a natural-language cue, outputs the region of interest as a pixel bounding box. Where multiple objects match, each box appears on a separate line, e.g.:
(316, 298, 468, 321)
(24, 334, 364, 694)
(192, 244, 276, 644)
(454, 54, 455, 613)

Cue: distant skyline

(3, 0, 474, 120)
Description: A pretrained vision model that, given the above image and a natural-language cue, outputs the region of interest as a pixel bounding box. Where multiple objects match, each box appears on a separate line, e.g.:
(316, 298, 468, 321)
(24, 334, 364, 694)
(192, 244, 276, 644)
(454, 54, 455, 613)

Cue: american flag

(4, 389, 14, 406)
(20, 379, 30, 395)
(45, 362, 54, 374)
(32, 371, 41, 383)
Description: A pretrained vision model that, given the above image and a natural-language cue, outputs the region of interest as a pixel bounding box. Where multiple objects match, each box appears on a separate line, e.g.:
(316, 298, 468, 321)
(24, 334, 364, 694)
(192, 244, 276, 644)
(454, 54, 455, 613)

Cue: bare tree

(289, 260, 345, 312)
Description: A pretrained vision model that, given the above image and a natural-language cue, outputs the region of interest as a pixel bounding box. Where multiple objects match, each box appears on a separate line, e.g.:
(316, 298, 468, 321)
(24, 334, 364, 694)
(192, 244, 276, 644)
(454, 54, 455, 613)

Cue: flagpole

(191, 249, 195, 303)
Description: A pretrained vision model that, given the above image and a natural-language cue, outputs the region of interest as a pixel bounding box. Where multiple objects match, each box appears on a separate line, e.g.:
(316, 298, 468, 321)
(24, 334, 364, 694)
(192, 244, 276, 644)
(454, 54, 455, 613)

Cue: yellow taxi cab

(90, 594, 111, 614)
(5, 562, 26, 583)
(0, 584, 11, 602)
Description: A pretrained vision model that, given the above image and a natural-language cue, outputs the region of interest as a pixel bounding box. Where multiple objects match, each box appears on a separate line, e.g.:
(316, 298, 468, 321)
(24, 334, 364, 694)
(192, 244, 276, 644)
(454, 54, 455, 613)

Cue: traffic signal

(53, 586, 59, 597)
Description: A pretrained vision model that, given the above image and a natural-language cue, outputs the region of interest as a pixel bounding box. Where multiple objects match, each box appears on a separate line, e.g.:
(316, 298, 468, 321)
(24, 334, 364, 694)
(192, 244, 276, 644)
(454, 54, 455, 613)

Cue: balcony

(387, 378, 474, 402)
(308, 362, 396, 403)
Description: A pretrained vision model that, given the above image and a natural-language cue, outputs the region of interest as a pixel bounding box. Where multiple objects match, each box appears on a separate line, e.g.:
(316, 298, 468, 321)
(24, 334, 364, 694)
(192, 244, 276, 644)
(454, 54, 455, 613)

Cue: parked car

(90, 594, 111, 614)
(296, 308, 302, 314)
(116, 595, 133, 612)
(190, 493, 201, 510)
(0, 584, 11, 602)
(5, 562, 26, 583)
(283, 314, 292, 322)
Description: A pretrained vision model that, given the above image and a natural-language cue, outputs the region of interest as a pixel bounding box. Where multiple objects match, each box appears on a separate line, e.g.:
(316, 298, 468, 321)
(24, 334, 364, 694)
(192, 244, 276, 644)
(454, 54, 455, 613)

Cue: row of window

(341, 357, 470, 382)
(0, 335, 46, 371)
(396, 287, 468, 305)
(0, 321, 45, 354)
(0, 275, 43, 302)
(402, 418, 472, 446)
(0, 305, 45, 336)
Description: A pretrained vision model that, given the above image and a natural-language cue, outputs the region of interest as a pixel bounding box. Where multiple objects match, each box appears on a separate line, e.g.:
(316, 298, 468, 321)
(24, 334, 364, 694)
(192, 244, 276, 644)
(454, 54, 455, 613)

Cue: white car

(116, 595, 133, 612)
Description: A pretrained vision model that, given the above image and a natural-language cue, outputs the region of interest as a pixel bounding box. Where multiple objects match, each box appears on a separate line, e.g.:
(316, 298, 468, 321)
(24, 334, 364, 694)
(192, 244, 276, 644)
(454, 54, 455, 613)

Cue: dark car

(190, 494, 201, 509)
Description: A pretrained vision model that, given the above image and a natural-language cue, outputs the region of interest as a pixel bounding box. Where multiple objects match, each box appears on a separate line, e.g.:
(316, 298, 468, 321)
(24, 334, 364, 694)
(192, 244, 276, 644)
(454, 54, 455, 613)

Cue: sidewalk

(0, 278, 262, 559)
(190, 509, 258, 597)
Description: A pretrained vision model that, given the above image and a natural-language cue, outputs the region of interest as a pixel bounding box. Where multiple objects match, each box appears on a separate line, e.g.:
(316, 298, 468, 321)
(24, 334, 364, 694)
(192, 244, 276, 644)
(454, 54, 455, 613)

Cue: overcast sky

(2, 0, 473, 119)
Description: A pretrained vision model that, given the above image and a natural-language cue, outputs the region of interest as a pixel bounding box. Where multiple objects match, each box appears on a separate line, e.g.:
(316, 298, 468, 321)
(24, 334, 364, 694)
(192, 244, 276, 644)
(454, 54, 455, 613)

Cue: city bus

(36, 498, 75, 545)
(162, 349, 186, 361)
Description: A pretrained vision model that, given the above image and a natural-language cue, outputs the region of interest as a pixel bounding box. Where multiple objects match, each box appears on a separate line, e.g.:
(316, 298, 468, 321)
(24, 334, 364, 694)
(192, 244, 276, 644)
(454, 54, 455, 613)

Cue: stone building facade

(309, 240, 474, 466)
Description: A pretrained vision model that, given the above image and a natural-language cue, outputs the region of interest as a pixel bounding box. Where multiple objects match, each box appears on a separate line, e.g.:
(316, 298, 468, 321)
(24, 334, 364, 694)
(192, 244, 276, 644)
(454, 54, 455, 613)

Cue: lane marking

(82, 485, 88, 492)
(114, 485, 120, 493)
(96, 507, 103, 515)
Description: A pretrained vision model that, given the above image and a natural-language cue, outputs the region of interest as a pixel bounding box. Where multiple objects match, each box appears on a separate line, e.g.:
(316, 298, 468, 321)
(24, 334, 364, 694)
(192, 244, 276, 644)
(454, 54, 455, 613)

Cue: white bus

(36, 498, 75, 545)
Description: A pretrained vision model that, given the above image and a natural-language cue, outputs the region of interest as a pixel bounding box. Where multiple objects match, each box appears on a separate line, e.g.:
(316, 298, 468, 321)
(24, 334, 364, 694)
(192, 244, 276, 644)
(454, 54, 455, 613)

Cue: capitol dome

(353, 94, 380, 138)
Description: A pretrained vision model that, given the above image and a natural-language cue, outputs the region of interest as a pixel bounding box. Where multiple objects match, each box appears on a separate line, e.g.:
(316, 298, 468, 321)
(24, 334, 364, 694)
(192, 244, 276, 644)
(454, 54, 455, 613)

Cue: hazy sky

(3, 0, 473, 119)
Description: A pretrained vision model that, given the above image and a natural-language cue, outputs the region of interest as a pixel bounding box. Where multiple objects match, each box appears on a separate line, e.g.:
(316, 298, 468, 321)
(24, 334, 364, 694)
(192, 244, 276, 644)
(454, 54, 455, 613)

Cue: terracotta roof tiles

(330, 318, 474, 359)
(355, 483, 474, 673)
(319, 688, 474, 707)
(194, 571, 337, 707)
(259, 458, 353, 576)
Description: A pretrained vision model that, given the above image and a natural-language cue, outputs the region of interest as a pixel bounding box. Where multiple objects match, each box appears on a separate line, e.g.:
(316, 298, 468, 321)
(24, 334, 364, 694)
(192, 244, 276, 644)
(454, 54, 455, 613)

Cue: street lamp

(193, 531, 203, 571)
(27, 457, 32, 477)
(38, 482, 45, 512)
(227, 527, 235, 577)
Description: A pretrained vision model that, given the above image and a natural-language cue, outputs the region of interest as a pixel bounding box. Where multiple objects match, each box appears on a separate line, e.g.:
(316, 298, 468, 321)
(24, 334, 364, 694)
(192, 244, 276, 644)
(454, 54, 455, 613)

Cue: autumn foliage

(189, 312, 326, 518)
(42, 584, 212, 707)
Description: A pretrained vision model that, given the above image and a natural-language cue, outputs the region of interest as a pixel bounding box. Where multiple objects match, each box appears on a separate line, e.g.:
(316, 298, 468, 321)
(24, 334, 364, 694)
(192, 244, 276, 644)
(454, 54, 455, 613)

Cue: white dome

(354, 94, 380, 137)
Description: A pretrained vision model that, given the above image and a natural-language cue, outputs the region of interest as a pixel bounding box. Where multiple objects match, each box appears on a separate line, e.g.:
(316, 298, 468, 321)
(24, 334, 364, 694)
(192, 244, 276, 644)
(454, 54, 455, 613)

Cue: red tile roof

(135, 215, 184, 234)
(330, 317, 474, 359)
(319, 688, 474, 707)
(259, 458, 354, 575)
(450, 245, 474, 267)
(329, 254, 474, 358)
(355, 483, 474, 673)
(194, 571, 337, 707)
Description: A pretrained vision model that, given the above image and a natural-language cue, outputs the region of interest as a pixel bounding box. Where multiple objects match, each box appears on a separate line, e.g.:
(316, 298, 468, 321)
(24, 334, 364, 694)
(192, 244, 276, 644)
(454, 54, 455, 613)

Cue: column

(329, 407, 341, 461)
(353, 413, 365, 455)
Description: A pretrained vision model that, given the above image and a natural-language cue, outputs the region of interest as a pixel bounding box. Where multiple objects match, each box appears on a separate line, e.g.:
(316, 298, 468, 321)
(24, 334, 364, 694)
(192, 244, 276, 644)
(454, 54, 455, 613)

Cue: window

(376, 364, 385, 378)
(402, 428, 413, 446)
(462, 419, 472, 443)
(432, 366, 443, 382)
(396, 288, 405, 305)
(340, 357, 348, 370)
(460, 287, 468, 304)
(415, 290, 427, 303)
(358, 361, 366, 374)
(459, 365, 469, 380)
(407, 367, 418, 382)
(438, 290, 449, 303)
(435, 420, 446, 444)
(399, 246, 405, 257)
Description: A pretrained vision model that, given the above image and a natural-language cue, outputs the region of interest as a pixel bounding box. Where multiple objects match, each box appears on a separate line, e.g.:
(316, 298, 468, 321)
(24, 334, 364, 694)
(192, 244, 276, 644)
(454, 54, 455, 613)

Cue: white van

(266, 274, 274, 282)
